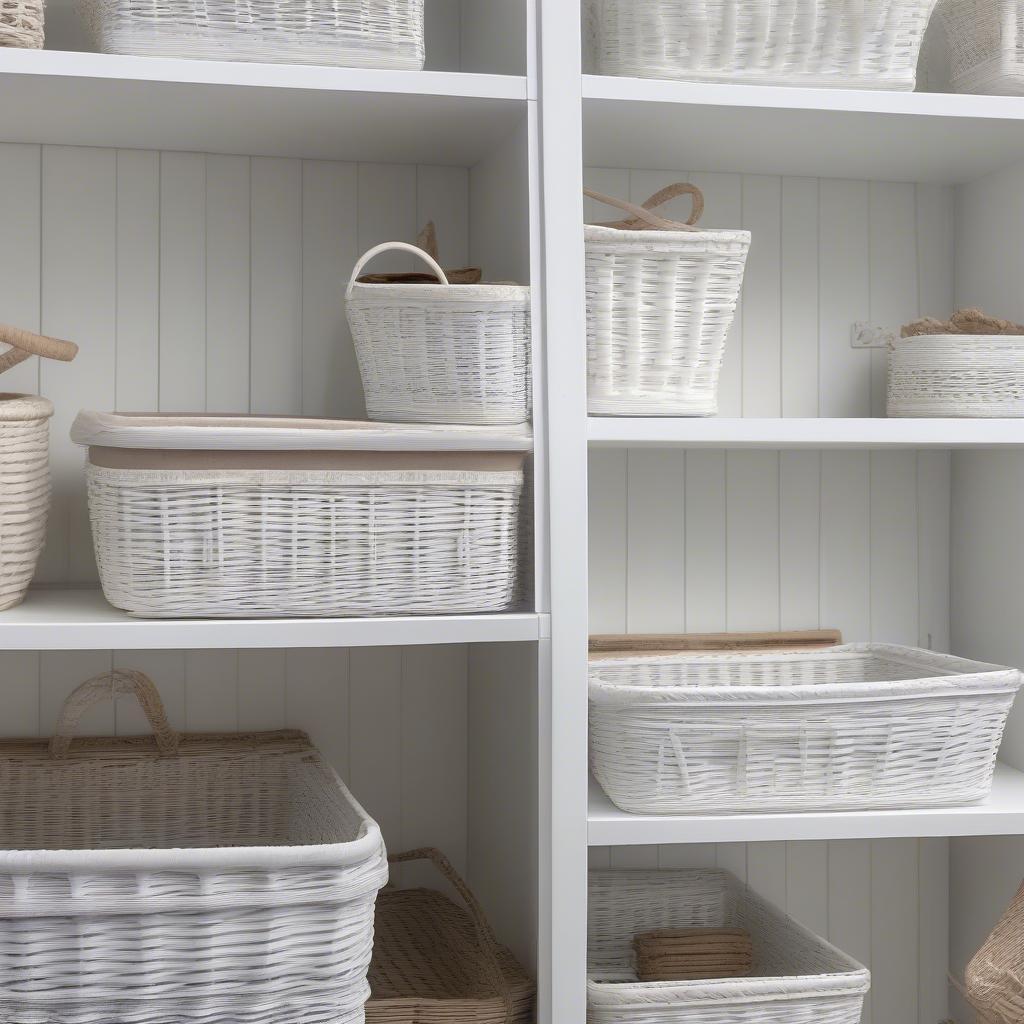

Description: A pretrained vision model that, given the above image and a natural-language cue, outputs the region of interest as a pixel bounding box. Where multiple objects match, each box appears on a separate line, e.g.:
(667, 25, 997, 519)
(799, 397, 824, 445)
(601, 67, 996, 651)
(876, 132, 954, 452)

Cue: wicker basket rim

(0, 393, 53, 422)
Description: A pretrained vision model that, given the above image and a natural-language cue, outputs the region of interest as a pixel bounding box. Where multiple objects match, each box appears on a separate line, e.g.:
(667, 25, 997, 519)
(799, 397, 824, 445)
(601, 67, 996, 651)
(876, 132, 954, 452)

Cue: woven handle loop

(585, 182, 704, 232)
(346, 241, 450, 300)
(49, 670, 180, 760)
(389, 847, 515, 1024)
(0, 323, 78, 377)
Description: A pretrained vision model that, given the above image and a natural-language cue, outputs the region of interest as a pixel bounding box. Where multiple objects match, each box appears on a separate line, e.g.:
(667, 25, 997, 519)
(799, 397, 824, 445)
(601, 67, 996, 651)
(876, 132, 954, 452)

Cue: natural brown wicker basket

(367, 848, 535, 1024)
(958, 879, 1024, 1024)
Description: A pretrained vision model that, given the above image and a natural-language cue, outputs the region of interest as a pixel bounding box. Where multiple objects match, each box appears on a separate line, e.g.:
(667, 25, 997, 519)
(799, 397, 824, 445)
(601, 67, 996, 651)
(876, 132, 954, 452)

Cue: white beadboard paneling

(919, 838, 950, 1023)
(829, 839, 872, 1023)
(184, 649, 238, 731)
(285, 647, 350, 778)
(684, 451, 727, 632)
(870, 452, 919, 644)
(786, 841, 828, 936)
(747, 842, 787, 906)
(0, 651, 41, 737)
(916, 183, 955, 320)
(780, 177, 819, 417)
(871, 840, 919, 1024)
(588, 449, 627, 633)
(39, 650, 115, 736)
(357, 163, 417, 275)
(918, 451, 951, 653)
(779, 451, 820, 629)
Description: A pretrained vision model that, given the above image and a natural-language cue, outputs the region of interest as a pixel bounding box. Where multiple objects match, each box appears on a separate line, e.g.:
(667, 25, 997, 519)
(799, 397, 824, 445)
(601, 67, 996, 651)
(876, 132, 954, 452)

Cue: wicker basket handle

(0, 323, 78, 377)
(346, 241, 450, 300)
(49, 670, 180, 760)
(584, 182, 704, 232)
(389, 847, 515, 1023)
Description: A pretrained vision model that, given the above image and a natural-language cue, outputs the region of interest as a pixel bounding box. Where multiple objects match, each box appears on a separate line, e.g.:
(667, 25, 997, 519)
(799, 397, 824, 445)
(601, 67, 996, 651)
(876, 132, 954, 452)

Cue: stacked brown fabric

(633, 928, 754, 982)
(902, 308, 1024, 338)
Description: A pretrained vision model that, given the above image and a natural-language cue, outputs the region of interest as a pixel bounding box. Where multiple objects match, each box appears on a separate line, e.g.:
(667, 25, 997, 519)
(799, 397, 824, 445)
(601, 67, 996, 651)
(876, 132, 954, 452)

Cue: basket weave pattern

(0, 0, 42, 46)
(585, 0, 937, 89)
(962, 880, 1024, 1023)
(939, 0, 1024, 94)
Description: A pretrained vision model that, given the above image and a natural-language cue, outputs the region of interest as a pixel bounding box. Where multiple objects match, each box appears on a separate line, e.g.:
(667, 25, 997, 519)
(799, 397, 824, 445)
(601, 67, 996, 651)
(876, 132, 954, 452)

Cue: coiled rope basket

(0, 0, 42, 47)
(0, 325, 78, 610)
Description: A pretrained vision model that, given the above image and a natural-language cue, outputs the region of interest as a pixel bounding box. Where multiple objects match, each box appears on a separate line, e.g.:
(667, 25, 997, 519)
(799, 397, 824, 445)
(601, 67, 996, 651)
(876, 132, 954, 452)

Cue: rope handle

(346, 241, 449, 300)
(584, 182, 704, 232)
(389, 847, 515, 1023)
(49, 670, 180, 760)
(0, 323, 78, 377)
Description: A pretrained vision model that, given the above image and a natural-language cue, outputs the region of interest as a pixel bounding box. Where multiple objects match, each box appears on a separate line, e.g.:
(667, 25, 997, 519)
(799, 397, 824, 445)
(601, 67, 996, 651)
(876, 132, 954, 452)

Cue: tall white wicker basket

(0, 669, 389, 1024)
(585, 0, 938, 89)
(347, 241, 532, 425)
(588, 869, 870, 1024)
(78, 0, 424, 67)
(939, 0, 1024, 94)
(590, 639, 1022, 814)
(585, 184, 750, 417)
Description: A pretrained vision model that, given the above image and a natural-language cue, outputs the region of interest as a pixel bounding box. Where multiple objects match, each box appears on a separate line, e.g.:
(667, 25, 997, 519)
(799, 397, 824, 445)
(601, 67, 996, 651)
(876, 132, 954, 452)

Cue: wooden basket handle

(389, 847, 515, 1023)
(584, 182, 704, 232)
(0, 323, 78, 377)
(49, 670, 180, 759)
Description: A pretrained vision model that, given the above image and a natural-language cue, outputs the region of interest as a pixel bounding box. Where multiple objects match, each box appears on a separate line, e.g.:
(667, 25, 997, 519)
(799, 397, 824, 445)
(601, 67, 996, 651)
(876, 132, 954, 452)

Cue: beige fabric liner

(89, 446, 526, 472)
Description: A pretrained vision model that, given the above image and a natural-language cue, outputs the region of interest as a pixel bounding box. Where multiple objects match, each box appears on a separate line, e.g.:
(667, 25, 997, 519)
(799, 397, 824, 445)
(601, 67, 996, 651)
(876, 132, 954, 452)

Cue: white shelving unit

(4, 1, 1024, 1022)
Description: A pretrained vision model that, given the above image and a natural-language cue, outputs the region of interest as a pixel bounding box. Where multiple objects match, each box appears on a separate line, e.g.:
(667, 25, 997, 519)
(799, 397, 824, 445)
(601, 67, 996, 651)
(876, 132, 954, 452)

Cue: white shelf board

(589, 764, 1024, 844)
(0, 588, 547, 650)
(587, 417, 1024, 449)
(0, 49, 529, 163)
(584, 75, 1024, 182)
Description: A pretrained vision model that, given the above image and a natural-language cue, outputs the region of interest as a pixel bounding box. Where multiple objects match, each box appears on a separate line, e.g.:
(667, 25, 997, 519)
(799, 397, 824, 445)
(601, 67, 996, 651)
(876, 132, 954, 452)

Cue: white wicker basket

(347, 242, 531, 426)
(78, 0, 423, 67)
(584, 0, 937, 89)
(939, 0, 1024, 93)
(0, 668, 388, 1024)
(71, 412, 529, 618)
(585, 184, 750, 417)
(588, 869, 870, 1024)
(590, 642, 1022, 814)
(0, 0, 43, 47)
(888, 333, 1024, 416)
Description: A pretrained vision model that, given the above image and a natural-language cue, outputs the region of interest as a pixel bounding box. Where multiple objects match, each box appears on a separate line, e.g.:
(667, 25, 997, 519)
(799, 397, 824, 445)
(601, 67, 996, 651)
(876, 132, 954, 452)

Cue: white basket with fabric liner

(939, 0, 1024, 94)
(71, 411, 530, 618)
(584, 0, 937, 89)
(347, 241, 531, 426)
(589, 638, 1022, 814)
(0, 668, 388, 1024)
(585, 184, 750, 417)
(588, 868, 870, 1024)
(78, 0, 423, 66)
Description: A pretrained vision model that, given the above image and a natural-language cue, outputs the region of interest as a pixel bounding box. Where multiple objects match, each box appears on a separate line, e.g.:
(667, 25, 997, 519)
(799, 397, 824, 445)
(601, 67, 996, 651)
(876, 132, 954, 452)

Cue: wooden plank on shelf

(588, 628, 843, 657)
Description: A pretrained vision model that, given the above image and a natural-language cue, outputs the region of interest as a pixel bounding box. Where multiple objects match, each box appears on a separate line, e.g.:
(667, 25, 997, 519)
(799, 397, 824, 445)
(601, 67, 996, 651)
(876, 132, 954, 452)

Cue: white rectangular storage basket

(584, 0, 937, 89)
(585, 184, 750, 417)
(888, 333, 1024, 416)
(939, 0, 1024, 94)
(590, 642, 1023, 814)
(0, 669, 389, 1024)
(588, 869, 870, 1024)
(346, 242, 532, 426)
(78, 0, 423, 66)
(71, 412, 529, 618)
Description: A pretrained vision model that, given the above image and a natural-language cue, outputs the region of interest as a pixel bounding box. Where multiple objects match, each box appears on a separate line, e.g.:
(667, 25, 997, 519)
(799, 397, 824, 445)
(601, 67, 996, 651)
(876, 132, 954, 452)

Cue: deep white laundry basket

(347, 242, 531, 425)
(939, 0, 1024, 93)
(888, 333, 1024, 416)
(78, 0, 424, 66)
(588, 869, 870, 1024)
(71, 411, 529, 618)
(584, 0, 937, 88)
(585, 184, 750, 417)
(0, 668, 388, 1024)
(589, 641, 1022, 814)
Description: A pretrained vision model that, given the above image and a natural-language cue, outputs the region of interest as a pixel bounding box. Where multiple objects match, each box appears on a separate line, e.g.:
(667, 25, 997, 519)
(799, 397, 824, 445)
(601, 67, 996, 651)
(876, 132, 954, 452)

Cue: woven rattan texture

(939, 0, 1024, 94)
(585, 225, 750, 416)
(78, 0, 423, 66)
(0, 0, 42, 47)
(963, 880, 1024, 1023)
(85, 463, 523, 617)
(888, 334, 1024, 416)
(588, 869, 869, 1024)
(589, 644, 1022, 814)
(585, 0, 936, 89)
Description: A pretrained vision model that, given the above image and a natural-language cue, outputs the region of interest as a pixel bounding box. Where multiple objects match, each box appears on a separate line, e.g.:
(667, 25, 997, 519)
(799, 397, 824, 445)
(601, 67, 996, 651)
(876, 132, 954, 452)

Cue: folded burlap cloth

(902, 308, 1024, 338)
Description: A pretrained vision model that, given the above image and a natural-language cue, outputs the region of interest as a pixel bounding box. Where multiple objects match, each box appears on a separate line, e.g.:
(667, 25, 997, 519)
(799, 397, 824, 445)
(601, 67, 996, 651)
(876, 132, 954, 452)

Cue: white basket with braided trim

(72, 411, 529, 618)
(78, 0, 423, 66)
(938, 0, 1024, 94)
(0, 669, 388, 1024)
(590, 640, 1023, 814)
(588, 869, 870, 1024)
(347, 242, 531, 426)
(585, 184, 750, 417)
(584, 0, 937, 89)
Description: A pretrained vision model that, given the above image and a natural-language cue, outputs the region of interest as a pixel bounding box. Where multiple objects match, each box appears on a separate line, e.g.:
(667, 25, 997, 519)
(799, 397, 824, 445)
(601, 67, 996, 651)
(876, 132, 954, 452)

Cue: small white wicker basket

(347, 241, 531, 426)
(589, 637, 1022, 814)
(585, 184, 750, 417)
(888, 333, 1024, 416)
(78, 0, 424, 67)
(0, 669, 389, 1024)
(588, 868, 870, 1024)
(71, 412, 530, 618)
(939, 0, 1024, 94)
(585, 0, 938, 89)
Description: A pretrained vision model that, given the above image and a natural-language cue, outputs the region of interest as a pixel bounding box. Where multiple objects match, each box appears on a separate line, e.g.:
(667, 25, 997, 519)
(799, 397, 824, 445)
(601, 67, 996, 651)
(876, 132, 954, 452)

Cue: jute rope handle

(0, 323, 78, 377)
(585, 182, 704, 232)
(346, 241, 449, 300)
(389, 847, 515, 1023)
(49, 669, 180, 760)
